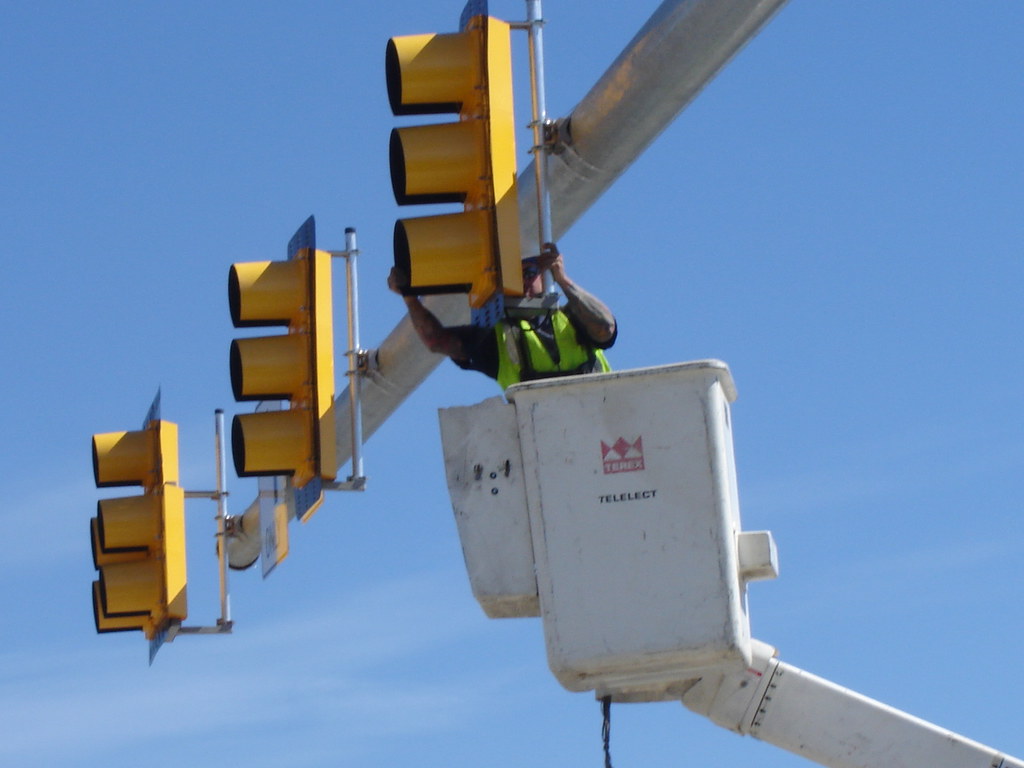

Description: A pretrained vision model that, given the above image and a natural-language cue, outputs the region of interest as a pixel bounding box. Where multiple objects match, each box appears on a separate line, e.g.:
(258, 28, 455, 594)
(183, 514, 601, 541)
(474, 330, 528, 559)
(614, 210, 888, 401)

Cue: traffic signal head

(92, 424, 179, 489)
(228, 222, 336, 490)
(90, 421, 187, 639)
(387, 14, 521, 309)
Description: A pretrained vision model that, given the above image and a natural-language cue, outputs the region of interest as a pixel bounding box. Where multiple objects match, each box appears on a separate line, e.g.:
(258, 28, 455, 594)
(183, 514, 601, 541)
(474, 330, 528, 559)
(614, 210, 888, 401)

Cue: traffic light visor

(92, 422, 179, 489)
(394, 211, 495, 296)
(92, 430, 152, 488)
(232, 409, 313, 481)
(96, 558, 163, 617)
(389, 122, 487, 206)
(92, 496, 161, 568)
(93, 581, 149, 634)
(230, 335, 309, 402)
(386, 31, 480, 116)
(229, 260, 307, 328)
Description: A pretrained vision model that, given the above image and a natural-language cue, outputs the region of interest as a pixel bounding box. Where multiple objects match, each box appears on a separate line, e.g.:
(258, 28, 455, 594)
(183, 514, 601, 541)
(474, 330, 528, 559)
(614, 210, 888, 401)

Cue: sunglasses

(522, 259, 541, 279)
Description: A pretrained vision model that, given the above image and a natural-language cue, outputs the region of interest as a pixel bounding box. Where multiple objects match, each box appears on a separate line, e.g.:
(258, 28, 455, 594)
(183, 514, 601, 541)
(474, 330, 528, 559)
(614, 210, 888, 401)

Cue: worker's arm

(388, 267, 469, 360)
(539, 243, 617, 344)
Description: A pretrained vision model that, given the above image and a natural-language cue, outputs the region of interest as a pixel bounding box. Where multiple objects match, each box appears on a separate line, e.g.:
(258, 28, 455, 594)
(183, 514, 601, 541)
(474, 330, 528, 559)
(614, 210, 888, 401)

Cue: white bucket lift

(440, 361, 777, 700)
(439, 361, 1022, 768)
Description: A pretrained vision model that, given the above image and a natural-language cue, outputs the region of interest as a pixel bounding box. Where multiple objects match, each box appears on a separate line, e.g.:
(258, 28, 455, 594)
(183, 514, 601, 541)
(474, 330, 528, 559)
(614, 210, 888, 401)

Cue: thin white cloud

(0, 571, 528, 766)
(742, 423, 1023, 519)
(5, 478, 98, 571)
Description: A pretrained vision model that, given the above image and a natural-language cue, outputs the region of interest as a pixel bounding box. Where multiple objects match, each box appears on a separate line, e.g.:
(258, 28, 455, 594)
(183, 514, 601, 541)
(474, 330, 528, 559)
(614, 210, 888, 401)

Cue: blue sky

(2, 1, 1021, 765)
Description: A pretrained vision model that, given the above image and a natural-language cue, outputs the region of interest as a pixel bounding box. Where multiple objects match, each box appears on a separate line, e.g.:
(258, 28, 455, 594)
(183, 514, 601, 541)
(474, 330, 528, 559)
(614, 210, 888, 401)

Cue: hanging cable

(601, 696, 614, 768)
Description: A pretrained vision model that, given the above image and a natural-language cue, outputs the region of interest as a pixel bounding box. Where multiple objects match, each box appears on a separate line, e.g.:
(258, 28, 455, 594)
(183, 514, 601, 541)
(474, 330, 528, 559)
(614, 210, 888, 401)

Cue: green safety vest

(494, 309, 611, 390)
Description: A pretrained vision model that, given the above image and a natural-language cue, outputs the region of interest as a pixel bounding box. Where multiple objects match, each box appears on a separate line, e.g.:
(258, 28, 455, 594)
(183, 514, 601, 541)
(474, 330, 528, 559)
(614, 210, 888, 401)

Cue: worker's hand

(387, 266, 409, 295)
(537, 242, 568, 286)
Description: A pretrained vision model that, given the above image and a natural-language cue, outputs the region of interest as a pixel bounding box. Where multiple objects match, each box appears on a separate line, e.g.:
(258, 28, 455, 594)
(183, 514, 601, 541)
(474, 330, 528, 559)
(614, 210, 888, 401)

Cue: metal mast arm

(226, 0, 789, 569)
(517, 0, 789, 242)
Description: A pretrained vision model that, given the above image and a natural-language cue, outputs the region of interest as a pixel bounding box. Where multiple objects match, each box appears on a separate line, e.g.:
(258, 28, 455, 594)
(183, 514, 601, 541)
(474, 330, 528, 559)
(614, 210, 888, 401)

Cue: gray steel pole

(524, 0, 556, 294)
(214, 409, 231, 625)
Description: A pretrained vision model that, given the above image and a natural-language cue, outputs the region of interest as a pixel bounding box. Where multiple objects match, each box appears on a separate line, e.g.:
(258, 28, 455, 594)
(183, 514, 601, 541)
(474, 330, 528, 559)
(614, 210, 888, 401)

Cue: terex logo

(601, 436, 645, 475)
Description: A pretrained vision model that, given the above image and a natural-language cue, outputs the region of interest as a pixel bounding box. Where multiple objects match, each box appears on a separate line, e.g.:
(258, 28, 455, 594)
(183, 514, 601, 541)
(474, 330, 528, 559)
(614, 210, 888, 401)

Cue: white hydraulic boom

(684, 639, 1021, 768)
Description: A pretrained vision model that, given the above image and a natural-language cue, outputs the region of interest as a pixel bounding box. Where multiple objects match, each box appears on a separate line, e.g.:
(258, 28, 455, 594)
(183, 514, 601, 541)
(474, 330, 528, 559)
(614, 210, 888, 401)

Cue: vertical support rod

(526, 0, 555, 295)
(344, 227, 365, 482)
(214, 409, 231, 626)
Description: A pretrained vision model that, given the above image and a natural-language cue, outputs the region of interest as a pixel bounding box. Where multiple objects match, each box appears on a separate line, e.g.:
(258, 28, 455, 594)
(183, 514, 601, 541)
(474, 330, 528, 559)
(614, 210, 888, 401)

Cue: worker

(388, 242, 616, 389)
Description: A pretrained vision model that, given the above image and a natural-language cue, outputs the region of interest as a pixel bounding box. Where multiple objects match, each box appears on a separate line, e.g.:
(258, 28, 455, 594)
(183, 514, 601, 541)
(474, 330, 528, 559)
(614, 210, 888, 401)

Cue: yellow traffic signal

(387, 13, 521, 308)
(228, 218, 336, 492)
(91, 420, 187, 639)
